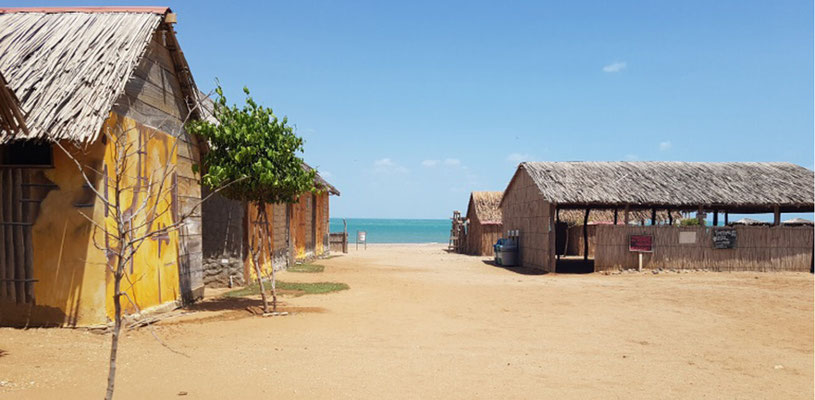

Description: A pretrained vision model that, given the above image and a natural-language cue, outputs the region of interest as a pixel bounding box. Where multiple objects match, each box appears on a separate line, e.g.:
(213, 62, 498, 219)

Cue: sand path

(1, 243, 812, 398)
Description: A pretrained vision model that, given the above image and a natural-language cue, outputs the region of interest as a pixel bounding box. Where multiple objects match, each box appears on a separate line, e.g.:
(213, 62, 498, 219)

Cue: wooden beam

(583, 208, 590, 262)
(773, 206, 781, 226)
(668, 210, 673, 225)
(623, 205, 630, 225)
(651, 208, 656, 226)
(697, 205, 705, 225)
(613, 209, 618, 225)
(556, 208, 560, 260)
(712, 210, 718, 226)
(724, 212, 729, 226)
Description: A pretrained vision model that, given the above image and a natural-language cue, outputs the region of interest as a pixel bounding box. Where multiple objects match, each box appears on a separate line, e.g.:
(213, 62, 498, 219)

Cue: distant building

(463, 191, 503, 256)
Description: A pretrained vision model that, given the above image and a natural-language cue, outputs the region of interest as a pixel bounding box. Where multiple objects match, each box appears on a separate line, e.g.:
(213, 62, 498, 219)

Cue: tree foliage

(187, 85, 316, 203)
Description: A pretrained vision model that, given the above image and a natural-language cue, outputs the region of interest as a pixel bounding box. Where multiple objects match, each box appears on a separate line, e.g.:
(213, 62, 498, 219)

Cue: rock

(774, 364, 784, 370)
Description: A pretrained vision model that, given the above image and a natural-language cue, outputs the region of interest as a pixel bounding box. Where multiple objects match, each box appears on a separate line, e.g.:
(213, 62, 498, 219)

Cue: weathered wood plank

(112, 98, 186, 136)
(13, 169, 24, 303)
(124, 75, 188, 119)
(0, 169, 6, 299)
(22, 170, 33, 303)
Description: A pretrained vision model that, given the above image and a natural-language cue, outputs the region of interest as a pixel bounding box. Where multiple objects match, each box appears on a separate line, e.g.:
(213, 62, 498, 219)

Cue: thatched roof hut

(0, 6, 207, 326)
(464, 191, 503, 256)
(500, 161, 814, 272)
(503, 161, 813, 213)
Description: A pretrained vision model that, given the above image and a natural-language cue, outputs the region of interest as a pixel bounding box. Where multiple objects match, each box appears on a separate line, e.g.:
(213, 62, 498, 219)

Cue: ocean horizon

(329, 218, 450, 244)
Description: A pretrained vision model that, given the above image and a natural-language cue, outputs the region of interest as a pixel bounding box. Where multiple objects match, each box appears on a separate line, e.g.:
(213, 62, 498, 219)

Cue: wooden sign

(629, 235, 653, 253)
(712, 229, 737, 249)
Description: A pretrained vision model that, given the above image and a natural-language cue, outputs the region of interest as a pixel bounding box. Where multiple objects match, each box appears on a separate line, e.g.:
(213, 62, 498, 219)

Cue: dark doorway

(555, 257, 594, 274)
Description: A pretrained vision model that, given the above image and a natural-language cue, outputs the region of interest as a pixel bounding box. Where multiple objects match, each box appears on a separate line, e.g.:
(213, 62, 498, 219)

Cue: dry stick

(249, 208, 270, 314)
(259, 206, 277, 312)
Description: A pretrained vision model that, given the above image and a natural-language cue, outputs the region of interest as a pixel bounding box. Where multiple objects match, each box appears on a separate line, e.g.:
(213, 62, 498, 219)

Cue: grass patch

(288, 263, 325, 273)
(225, 280, 348, 298)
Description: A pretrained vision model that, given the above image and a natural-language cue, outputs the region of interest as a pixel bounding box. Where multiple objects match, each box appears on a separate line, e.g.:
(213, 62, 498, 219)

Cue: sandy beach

(1, 243, 812, 399)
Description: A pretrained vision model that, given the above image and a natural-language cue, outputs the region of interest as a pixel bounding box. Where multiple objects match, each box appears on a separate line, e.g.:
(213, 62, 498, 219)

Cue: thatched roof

(557, 209, 681, 225)
(504, 162, 814, 213)
(730, 218, 770, 226)
(0, 7, 198, 144)
(782, 218, 813, 226)
(467, 191, 502, 224)
(0, 71, 26, 135)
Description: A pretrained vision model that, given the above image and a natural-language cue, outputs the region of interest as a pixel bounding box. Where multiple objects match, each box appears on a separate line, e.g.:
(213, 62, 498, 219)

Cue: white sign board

(358, 231, 366, 242)
(678, 231, 697, 244)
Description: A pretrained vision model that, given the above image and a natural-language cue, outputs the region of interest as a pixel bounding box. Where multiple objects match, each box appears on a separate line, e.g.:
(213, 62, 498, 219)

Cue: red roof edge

(0, 6, 170, 14)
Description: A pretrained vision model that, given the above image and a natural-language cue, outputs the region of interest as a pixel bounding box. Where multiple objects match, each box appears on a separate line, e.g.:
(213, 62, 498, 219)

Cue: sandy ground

(1, 243, 812, 399)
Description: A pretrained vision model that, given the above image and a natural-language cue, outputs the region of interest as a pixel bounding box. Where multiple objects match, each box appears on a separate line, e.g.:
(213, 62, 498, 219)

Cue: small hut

(501, 161, 814, 272)
(0, 7, 205, 326)
(463, 191, 503, 256)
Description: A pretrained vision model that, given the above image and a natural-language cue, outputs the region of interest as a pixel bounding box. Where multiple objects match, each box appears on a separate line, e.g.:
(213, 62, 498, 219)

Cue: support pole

(583, 208, 590, 262)
(556, 208, 561, 260)
(724, 212, 729, 226)
(613, 209, 618, 225)
(668, 210, 673, 225)
(697, 205, 705, 225)
(712, 209, 718, 226)
(773, 206, 781, 226)
(651, 208, 656, 226)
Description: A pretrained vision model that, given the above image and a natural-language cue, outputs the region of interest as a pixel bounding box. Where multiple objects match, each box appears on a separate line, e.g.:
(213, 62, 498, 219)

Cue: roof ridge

(0, 7, 170, 14)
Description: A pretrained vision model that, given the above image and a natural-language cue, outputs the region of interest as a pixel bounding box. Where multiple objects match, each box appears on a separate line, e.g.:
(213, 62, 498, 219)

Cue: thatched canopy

(467, 191, 502, 224)
(0, 7, 199, 144)
(557, 209, 681, 225)
(503, 162, 814, 213)
(782, 218, 813, 226)
(0, 71, 26, 135)
(730, 218, 770, 226)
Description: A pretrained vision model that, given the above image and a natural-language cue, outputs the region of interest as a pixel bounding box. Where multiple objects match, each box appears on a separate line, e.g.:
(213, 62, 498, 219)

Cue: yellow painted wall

(244, 202, 276, 280)
(4, 112, 181, 326)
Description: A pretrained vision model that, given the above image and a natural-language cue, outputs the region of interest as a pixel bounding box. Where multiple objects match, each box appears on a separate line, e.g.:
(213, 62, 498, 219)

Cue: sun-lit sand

(1, 243, 812, 399)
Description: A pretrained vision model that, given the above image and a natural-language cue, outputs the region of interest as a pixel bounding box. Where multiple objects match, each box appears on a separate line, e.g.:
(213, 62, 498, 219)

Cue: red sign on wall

(629, 235, 653, 253)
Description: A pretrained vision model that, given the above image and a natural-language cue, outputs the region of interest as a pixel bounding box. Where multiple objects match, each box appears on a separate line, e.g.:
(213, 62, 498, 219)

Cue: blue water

(329, 218, 449, 243)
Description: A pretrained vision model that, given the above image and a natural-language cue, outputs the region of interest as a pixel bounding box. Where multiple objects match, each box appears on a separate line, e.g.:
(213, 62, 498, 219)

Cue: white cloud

(372, 158, 408, 174)
(602, 61, 627, 73)
(506, 153, 530, 163)
(374, 158, 395, 167)
(443, 158, 461, 167)
(421, 159, 439, 167)
(659, 141, 672, 151)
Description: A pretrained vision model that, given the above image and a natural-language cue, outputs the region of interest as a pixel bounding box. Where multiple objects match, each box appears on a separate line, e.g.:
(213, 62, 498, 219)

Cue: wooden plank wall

(112, 33, 203, 303)
(466, 219, 503, 256)
(0, 168, 37, 304)
(595, 225, 814, 271)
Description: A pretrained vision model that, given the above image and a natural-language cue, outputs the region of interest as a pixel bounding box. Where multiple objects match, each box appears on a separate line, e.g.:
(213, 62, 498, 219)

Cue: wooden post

(342, 218, 348, 253)
(623, 205, 630, 225)
(668, 210, 673, 225)
(583, 208, 590, 262)
(724, 212, 729, 226)
(697, 206, 705, 225)
(773, 206, 780, 226)
(712, 210, 718, 226)
(613, 209, 618, 225)
(650, 208, 656, 226)
(556, 208, 560, 260)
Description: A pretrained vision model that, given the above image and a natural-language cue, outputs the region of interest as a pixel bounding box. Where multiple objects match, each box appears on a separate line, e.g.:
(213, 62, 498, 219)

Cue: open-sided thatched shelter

(0, 7, 205, 326)
(501, 161, 814, 272)
(463, 191, 503, 256)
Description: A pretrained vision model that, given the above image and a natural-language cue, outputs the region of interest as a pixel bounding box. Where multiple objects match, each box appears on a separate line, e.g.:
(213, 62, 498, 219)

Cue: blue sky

(12, 1, 813, 219)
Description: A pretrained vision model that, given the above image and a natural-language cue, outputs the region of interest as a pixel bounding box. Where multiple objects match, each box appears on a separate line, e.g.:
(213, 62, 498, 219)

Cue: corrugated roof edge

(0, 6, 170, 14)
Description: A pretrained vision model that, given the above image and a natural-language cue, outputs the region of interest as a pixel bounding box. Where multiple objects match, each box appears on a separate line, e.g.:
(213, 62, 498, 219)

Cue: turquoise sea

(329, 218, 450, 243)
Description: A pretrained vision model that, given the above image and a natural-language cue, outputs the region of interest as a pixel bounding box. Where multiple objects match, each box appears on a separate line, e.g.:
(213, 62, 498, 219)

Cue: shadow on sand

(481, 260, 548, 275)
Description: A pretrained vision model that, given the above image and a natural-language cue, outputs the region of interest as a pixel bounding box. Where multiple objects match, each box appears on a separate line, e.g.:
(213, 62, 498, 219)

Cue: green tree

(188, 85, 316, 313)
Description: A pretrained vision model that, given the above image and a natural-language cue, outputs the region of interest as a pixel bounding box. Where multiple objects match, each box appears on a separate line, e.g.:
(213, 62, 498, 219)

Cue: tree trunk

(250, 204, 270, 313)
(259, 206, 277, 312)
(105, 259, 125, 400)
